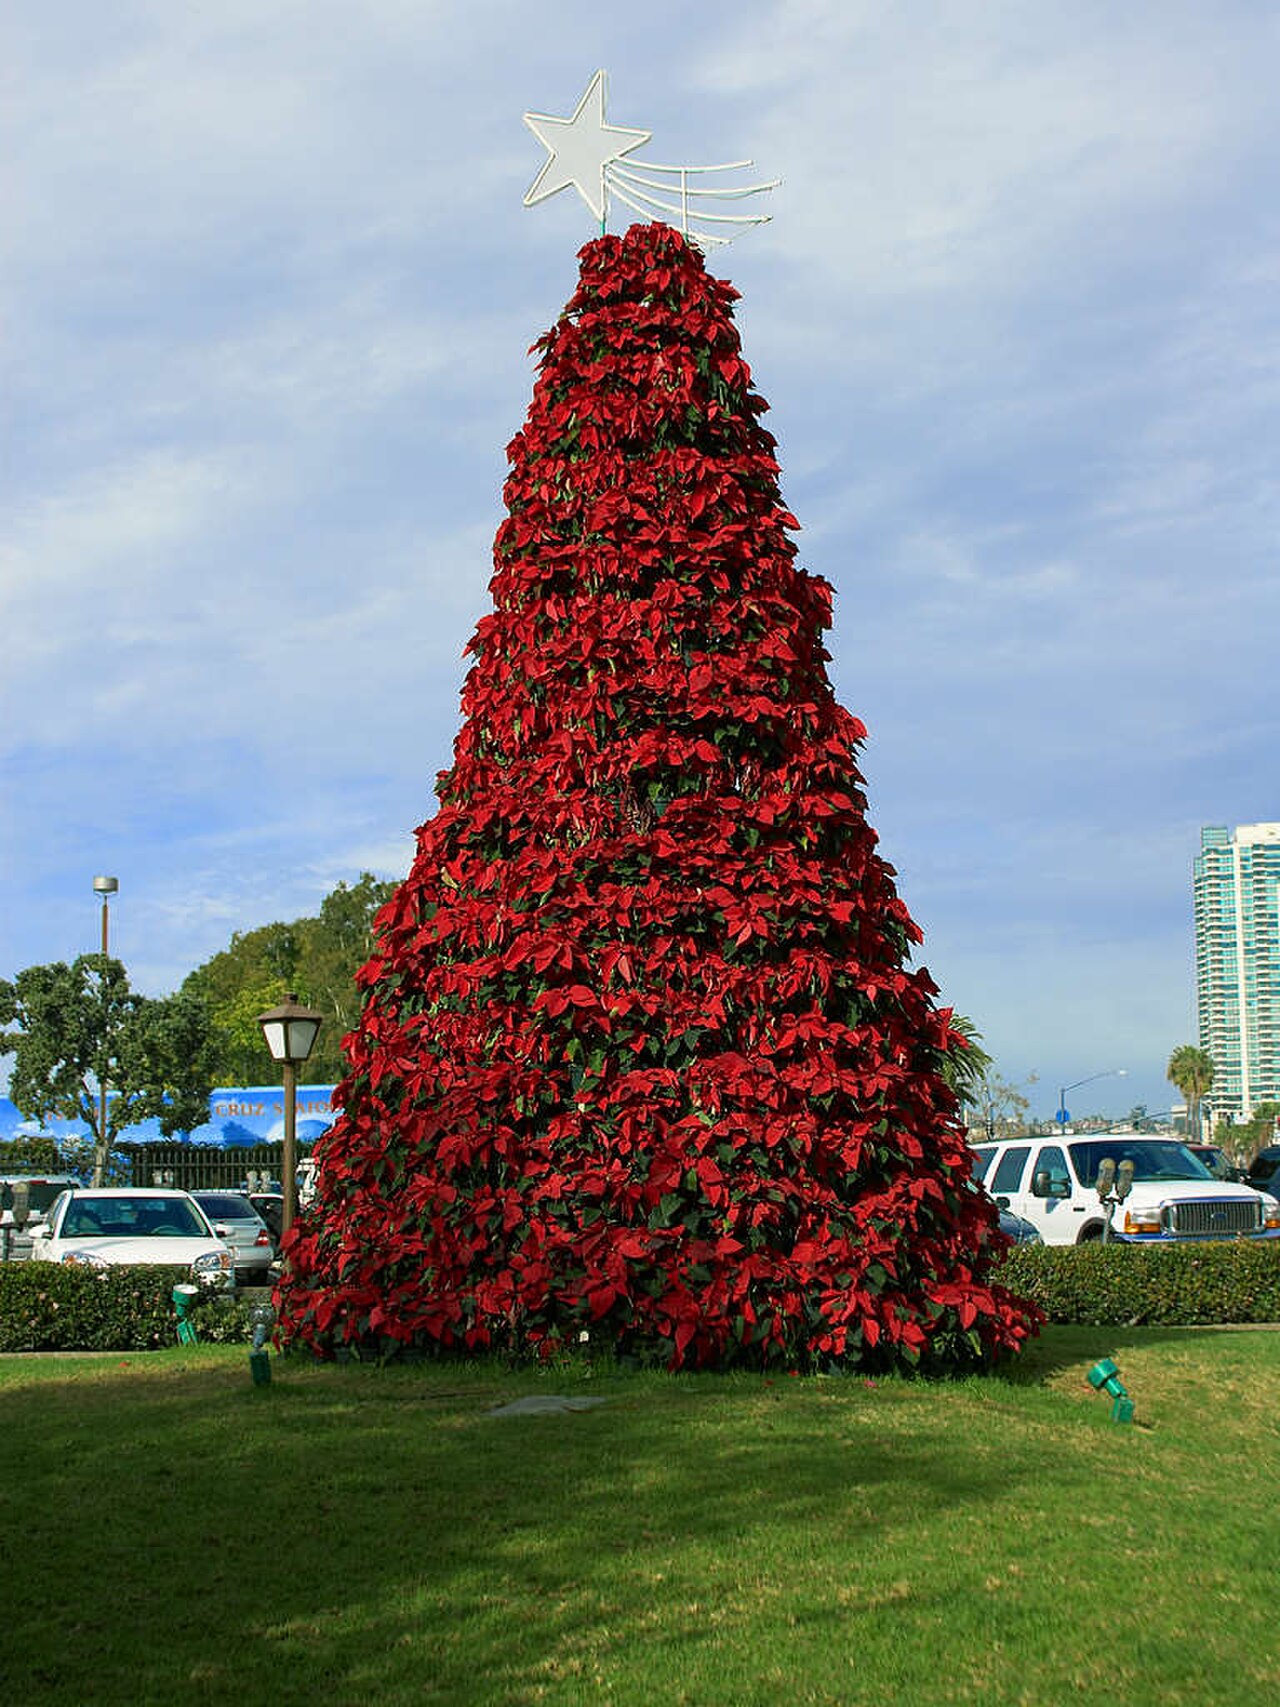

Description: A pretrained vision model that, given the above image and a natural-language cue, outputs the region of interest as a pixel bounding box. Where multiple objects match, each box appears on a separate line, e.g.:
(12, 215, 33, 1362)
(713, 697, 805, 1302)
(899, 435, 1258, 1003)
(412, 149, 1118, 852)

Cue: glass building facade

(1194, 823, 1280, 1122)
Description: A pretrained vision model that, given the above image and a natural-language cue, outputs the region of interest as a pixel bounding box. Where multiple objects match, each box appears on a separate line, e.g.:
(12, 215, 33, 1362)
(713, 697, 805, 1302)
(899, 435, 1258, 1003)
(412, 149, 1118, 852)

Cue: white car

(189, 1190, 275, 1286)
(28, 1188, 234, 1289)
(971, 1136, 1280, 1246)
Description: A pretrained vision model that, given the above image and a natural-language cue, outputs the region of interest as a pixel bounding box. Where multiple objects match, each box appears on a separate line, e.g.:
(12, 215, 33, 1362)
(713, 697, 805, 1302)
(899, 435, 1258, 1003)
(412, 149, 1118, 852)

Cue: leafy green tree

(182, 873, 396, 1084)
(1167, 1045, 1215, 1140)
(0, 1135, 60, 1172)
(0, 957, 215, 1185)
(261, 924, 301, 986)
(1226, 1102, 1280, 1162)
(204, 975, 294, 1085)
(306, 876, 397, 1050)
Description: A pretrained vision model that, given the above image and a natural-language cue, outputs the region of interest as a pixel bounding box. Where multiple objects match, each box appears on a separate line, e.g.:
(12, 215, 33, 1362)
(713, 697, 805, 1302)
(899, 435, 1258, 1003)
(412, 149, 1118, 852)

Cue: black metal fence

(119, 1145, 286, 1193)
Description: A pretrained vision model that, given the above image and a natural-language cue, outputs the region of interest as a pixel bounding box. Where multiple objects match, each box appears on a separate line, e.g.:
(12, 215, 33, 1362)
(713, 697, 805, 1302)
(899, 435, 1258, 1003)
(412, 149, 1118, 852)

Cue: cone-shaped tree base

(277, 224, 1038, 1371)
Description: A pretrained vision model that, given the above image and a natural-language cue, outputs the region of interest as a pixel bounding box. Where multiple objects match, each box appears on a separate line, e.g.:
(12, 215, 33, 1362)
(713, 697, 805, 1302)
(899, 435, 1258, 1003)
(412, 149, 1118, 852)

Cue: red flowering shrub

(276, 222, 1039, 1371)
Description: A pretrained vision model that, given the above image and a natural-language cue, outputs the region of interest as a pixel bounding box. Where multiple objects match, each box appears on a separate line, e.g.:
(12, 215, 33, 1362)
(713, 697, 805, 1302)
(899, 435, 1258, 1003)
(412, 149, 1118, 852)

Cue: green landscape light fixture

(257, 993, 323, 1239)
(172, 1283, 200, 1347)
(248, 1302, 275, 1387)
(1087, 1357, 1136, 1424)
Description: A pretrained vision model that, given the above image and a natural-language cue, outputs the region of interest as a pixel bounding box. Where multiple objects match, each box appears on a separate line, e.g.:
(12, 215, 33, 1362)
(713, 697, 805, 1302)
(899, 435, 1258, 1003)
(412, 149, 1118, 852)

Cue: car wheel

(1077, 1224, 1107, 1243)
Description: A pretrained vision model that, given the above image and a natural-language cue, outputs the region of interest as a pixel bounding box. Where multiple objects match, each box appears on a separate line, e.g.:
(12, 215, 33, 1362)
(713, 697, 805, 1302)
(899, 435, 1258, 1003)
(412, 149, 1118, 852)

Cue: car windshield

(194, 1194, 258, 1222)
(61, 1196, 208, 1239)
(1067, 1140, 1215, 1187)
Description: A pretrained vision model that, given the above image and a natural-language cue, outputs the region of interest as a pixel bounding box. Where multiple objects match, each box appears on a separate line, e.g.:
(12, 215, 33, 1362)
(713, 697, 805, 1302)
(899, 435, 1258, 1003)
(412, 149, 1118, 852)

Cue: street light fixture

(91, 876, 119, 1184)
(92, 874, 119, 954)
(1056, 1068, 1127, 1134)
(257, 993, 323, 1239)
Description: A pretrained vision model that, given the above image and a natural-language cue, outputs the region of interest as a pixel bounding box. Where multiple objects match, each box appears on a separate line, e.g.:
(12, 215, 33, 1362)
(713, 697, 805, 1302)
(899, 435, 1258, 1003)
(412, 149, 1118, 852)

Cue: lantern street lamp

(91, 876, 119, 1181)
(257, 994, 323, 1238)
(1056, 1068, 1127, 1134)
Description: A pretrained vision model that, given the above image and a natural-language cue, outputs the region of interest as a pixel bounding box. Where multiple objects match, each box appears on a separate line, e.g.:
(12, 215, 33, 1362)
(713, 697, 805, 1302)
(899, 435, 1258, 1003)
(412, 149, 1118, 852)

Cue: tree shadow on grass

(0, 1357, 1056, 1706)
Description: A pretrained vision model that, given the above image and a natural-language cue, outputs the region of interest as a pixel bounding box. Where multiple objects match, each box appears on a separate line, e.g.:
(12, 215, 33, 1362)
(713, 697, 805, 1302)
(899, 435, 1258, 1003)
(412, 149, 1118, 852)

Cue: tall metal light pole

(1056, 1068, 1127, 1134)
(92, 876, 119, 1178)
(257, 994, 323, 1239)
(94, 874, 118, 957)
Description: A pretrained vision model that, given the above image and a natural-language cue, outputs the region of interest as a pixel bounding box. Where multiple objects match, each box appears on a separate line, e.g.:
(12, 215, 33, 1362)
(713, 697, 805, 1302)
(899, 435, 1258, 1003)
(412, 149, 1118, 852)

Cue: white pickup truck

(970, 1135, 1280, 1245)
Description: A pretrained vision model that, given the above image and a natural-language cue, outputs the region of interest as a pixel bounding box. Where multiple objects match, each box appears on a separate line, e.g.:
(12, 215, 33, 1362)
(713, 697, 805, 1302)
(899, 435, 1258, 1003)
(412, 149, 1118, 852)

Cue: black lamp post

(257, 993, 323, 1237)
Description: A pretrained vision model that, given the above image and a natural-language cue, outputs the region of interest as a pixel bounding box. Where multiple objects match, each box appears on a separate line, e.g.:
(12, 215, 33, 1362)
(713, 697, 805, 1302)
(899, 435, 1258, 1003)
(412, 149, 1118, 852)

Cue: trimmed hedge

(0, 1264, 260, 1352)
(4, 1244, 1279, 1350)
(1000, 1240, 1280, 1327)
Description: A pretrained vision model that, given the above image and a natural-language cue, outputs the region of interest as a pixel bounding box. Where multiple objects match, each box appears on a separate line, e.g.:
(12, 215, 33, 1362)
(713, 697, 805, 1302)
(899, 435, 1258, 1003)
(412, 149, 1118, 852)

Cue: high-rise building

(1194, 823, 1280, 1122)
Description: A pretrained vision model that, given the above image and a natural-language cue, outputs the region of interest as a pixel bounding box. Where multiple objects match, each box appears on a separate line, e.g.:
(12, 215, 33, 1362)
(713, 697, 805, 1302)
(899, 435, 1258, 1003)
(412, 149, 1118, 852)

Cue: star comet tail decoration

(523, 69, 778, 246)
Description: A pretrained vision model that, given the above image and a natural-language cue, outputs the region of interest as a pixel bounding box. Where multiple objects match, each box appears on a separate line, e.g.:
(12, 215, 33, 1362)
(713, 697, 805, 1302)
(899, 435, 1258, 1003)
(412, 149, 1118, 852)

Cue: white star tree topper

(523, 70, 650, 227)
(523, 71, 777, 246)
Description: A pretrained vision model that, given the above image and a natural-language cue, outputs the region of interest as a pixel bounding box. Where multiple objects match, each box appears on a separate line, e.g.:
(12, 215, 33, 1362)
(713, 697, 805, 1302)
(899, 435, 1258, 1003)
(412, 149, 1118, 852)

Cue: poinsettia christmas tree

(277, 221, 1037, 1371)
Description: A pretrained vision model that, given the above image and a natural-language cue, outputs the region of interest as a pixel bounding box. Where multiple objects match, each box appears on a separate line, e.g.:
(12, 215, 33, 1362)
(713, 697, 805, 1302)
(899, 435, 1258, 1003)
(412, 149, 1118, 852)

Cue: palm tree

(1167, 1045, 1215, 1141)
(938, 1013, 994, 1112)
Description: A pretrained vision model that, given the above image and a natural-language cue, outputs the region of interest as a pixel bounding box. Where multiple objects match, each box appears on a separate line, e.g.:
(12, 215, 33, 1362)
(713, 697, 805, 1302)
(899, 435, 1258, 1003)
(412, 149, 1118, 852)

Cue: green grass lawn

(1, 1326, 1276, 1706)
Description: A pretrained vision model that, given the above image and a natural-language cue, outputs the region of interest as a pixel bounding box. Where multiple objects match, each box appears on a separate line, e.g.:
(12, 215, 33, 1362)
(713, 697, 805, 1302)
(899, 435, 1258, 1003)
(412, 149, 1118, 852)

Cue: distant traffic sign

(1055, 1108, 1070, 1124)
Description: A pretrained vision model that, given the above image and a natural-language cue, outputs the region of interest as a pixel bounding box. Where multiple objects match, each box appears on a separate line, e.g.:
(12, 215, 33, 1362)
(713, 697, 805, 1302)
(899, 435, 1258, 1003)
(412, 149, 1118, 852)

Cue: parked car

(969, 1136, 1280, 1246)
(998, 1207, 1042, 1245)
(247, 1191, 284, 1245)
(1, 1173, 82, 1262)
(1245, 1146, 1280, 1191)
(27, 1188, 234, 1288)
(1187, 1144, 1243, 1182)
(190, 1190, 275, 1287)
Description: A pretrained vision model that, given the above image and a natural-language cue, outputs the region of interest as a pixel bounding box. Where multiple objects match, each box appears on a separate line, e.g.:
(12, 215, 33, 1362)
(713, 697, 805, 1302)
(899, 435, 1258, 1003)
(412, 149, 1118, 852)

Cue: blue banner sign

(0, 1087, 339, 1150)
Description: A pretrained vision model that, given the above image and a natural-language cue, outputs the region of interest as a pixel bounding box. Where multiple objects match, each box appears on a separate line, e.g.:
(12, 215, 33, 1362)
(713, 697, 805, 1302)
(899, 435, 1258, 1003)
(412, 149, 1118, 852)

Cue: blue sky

(4, 1, 1278, 1121)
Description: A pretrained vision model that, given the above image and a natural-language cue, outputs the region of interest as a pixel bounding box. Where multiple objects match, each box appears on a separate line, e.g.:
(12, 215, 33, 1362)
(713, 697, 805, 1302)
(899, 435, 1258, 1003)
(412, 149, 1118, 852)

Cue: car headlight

(62, 1250, 109, 1268)
(1122, 1207, 1164, 1235)
(1261, 1196, 1280, 1231)
(192, 1250, 232, 1285)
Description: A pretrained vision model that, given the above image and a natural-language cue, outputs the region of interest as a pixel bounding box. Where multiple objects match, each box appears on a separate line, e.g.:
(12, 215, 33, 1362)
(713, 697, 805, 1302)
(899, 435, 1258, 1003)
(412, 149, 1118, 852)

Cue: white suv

(970, 1135, 1280, 1246)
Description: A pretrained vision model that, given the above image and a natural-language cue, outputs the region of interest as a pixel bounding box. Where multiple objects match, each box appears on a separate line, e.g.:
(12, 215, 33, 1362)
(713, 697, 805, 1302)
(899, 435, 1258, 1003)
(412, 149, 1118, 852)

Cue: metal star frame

(523, 70, 777, 247)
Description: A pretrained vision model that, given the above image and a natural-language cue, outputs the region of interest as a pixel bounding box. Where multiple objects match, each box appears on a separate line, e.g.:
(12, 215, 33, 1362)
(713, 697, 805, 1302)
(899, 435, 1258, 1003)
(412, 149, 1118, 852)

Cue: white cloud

(0, 449, 267, 686)
(709, 2, 1267, 290)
